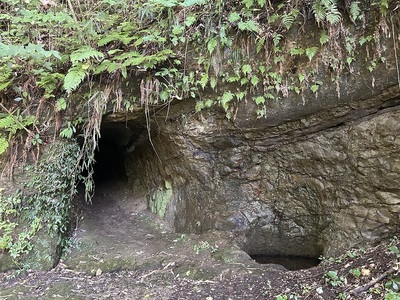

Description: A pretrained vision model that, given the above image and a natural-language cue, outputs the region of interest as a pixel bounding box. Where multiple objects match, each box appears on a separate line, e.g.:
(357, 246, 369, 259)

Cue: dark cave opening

(250, 254, 321, 271)
(242, 221, 324, 271)
(92, 122, 138, 185)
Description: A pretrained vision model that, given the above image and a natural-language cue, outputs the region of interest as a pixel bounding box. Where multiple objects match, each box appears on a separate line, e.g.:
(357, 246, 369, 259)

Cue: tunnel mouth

(249, 253, 321, 271)
(241, 227, 324, 271)
(87, 121, 144, 187)
(92, 136, 127, 185)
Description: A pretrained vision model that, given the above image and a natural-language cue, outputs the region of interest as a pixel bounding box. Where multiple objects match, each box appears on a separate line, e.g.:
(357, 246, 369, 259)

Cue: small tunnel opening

(94, 125, 127, 184)
(249, 254, 321, 271)
(242, 224, 323, 271)
(90, 121, 142, 186)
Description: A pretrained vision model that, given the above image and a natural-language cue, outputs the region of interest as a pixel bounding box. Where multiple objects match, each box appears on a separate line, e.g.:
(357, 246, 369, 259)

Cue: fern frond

(305, 47, 319, 61)
(220, 91, 234, 111)
(282, 14, 295, 30)
(349, 1, 361, 22)
(326, 10, 341, 25)
(290, 47, 305, 56)
(70, 46, 104, 65)
(312, 0, 341, 25)
(238, 20, 259, 33)
(98, 33, 136, 47)
(312, 1, 325, 24)
(63, 65, 87, 93)
(94, 60, 120, 74)
(0, 136, 8, 155)
(326, 2, 341, 25)
(281, 9, 299, 30)
(319, 30, 330, 45)
(0, 115, 14, 129)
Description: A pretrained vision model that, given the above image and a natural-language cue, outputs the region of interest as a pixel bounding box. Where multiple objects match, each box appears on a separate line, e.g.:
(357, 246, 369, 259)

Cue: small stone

(96, 268, 102, 276)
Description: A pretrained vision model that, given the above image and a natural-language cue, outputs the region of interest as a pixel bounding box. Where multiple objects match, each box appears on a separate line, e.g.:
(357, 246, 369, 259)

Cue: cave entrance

(92, 121, 139, 186)
(250, 254, 321, 271)
(241, 218, 324, 270)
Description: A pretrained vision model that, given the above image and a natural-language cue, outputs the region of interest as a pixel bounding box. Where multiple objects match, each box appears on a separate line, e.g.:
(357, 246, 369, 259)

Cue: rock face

(122, 80, 400, 259)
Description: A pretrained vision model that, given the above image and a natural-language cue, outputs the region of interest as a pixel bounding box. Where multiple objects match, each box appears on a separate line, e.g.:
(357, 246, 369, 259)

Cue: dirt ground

(0, 181, 399, 299)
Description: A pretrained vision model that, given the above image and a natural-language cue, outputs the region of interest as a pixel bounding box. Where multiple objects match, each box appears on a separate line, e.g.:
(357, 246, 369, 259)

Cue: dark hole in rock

(250, 254, 321, 271)
(93, 135, 127, 184)
(89, 121, 142, 185)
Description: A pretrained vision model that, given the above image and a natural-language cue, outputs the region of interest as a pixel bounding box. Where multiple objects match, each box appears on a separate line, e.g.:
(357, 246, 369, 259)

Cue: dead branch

(350, 267, 397, 296)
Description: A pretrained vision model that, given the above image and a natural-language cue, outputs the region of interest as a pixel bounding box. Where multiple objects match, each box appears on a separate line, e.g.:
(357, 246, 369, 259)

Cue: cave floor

(0, 181, 398, 299)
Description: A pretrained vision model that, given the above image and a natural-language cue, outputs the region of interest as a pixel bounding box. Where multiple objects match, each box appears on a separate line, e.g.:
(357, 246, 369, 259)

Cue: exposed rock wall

(120, 11, 400, 257)
(125, 81, 400, 258)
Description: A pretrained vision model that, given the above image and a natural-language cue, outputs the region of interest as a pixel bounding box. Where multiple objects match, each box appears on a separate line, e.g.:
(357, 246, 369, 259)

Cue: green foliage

(220, 91, 234, 111)
(325, 270, 346, 287)
(349, 2, 362, 23)
(385, 292, 400, 300)
(254, 96, 266, 105)
(281, 9, 299, 30)
(56, 98, 67, 112)
(0, 142, 80, 263)
(385, 277, 400, 294)
(305, 47, 319, 61)
(59, 122, 77, 139)
(311, 81, 323, 93)
(0, 0, 390, 123)
(63, 46, 105, 93)
(0, 189, 18, 252)
(0, 110, 36, 154)
(319, 31, 330, 45)
(290, 48, 305, 56)
(388, 245, 400, 258)
(238, 20, 259, 33)
(276, 293, 298, 300)
(70, 46, 104, 65)
(378, 0, 389, 17)
(312, 0, 341, 25)
(0, 42, 61, 61)
(228, 12, 241, 23)
(349, 268, 361, 278)
(64, 66, 88, 94)
(0, 138, 9, 155)
(337, 292, 348, 300)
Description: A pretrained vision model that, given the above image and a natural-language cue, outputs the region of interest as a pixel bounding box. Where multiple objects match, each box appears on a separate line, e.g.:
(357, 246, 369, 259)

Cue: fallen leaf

(361, 268, 370, 276)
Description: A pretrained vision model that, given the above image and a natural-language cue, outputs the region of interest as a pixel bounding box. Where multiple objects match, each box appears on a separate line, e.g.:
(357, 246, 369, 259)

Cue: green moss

(149, 180, 173, 218)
